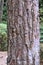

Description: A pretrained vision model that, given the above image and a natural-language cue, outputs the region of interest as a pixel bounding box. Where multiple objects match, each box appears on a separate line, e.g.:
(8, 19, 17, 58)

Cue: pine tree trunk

(0, 0, 4, 22)
(7, 0, 40, 65)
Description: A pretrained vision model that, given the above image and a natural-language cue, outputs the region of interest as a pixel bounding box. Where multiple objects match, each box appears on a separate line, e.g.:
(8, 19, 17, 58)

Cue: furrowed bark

(7, 0, 40, 65)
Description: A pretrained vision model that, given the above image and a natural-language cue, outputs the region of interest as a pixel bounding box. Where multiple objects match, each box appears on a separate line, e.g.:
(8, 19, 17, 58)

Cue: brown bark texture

(7, 0, 40, 65)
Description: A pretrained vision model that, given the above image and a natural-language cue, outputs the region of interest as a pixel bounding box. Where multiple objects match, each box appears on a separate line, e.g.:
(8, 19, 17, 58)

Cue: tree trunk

(7, 0, 40, 65)
(0, 0, 4, 22)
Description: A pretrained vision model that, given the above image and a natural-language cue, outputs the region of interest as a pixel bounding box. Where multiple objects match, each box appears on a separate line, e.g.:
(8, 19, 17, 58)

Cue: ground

(0, 51, 7, 65)
(0, 51, 43, 65)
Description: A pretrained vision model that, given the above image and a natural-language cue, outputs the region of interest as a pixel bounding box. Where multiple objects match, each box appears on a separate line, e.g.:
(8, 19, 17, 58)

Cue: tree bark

(7, 0, 40, 65)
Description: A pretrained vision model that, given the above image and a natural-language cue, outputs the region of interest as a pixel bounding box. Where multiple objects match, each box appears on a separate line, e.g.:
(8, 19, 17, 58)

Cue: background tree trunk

(7, 0, 40, 65)
(0, 0, 4, 22)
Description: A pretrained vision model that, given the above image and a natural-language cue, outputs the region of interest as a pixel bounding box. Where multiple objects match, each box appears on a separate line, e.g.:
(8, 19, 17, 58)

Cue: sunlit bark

(7, 0, 40, 65)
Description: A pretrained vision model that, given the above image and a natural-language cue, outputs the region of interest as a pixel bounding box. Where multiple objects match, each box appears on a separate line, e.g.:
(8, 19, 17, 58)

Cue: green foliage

(39, 0, 43, 43)
(2, 0, 7, 24)
(39, 0, 43, 60)
(40, 50, 43, 60)
(0, 23, 7, 51)
(40, 44, 43, 60)
(0, 0, 7, 51)
(0, 23, 7, 32)
(39, 0, 43, 23)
